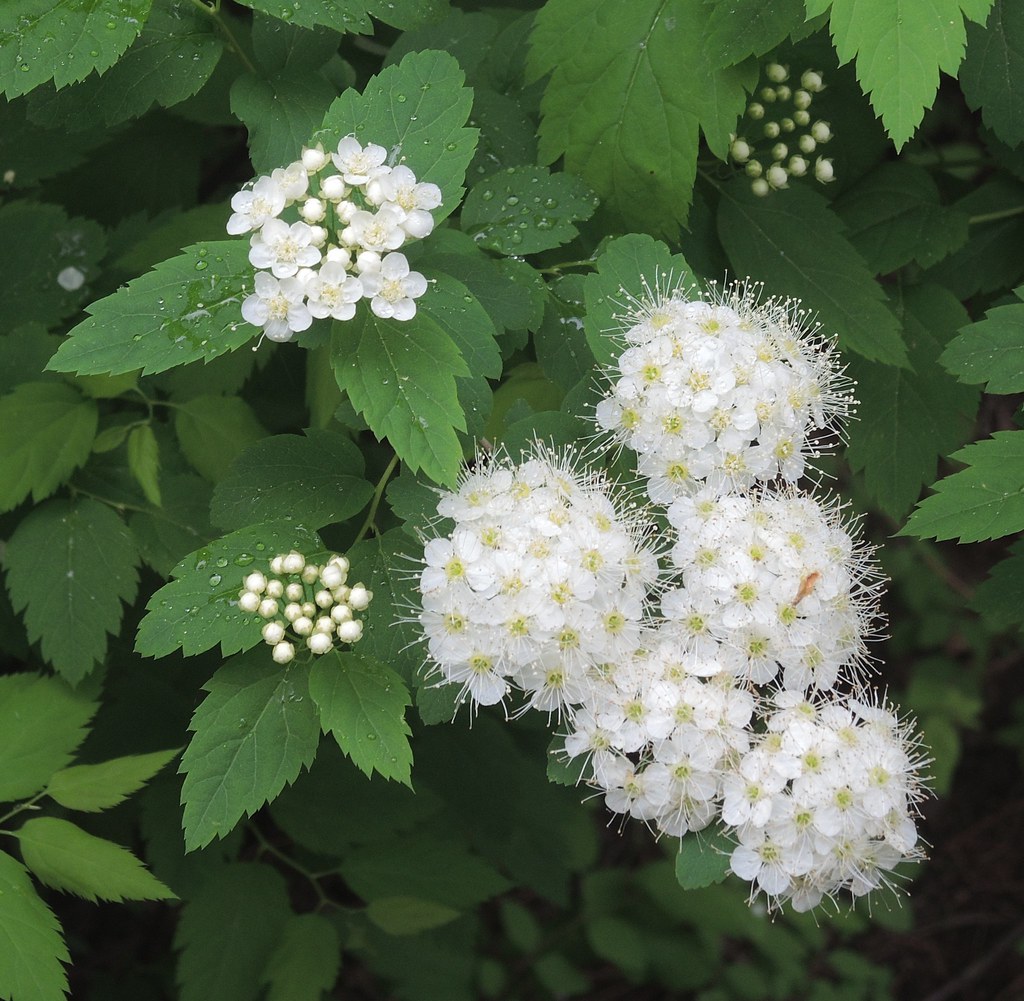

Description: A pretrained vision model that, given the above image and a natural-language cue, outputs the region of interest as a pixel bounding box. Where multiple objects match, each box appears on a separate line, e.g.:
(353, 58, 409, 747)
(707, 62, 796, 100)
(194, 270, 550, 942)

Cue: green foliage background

(0, 0, 1022, 998)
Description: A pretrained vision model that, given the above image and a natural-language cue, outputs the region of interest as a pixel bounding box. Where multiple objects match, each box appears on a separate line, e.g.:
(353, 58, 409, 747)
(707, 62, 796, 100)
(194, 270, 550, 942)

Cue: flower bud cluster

(730, 64, 835, 195)
(227, 136, 439, 342)
(238, 550, 372, 664)
(594, 280, 851, 504)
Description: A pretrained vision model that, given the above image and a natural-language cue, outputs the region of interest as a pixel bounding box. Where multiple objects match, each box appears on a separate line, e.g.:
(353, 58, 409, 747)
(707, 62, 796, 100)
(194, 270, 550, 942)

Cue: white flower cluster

(227, 136, 440, 341)
(415, 274, 926, 914)
(238, 550, 372, 664)
(729, 64, 835, 195)
(595, 281, 850, 504)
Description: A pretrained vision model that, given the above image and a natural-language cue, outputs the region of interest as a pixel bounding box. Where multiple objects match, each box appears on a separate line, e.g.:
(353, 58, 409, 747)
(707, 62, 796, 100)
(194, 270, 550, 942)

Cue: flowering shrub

(0, 1, 1022, 999)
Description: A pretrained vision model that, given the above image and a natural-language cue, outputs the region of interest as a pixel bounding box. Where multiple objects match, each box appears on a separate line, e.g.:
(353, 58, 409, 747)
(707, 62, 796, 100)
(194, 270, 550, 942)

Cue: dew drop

(505, 195, 520, 206)
(195, 260, 208, 271)
(215, 556, 229, 568)
(481, 189, 494, 201)
(544, 197, 558, 209)
(235, 552, 255, 567)
(366, 733, 378, 741)
(209, 573, 222, 587)
(396, 93, 407, 103)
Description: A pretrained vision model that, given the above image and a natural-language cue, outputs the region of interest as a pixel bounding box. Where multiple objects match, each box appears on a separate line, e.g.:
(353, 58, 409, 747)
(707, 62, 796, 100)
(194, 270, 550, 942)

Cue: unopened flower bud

(315, 589, 334, 608)
(331, 603, 353, 624)
(794, 110, 811, 127)
(282, 551, 305, 574)
(776, 85, 791, 102)
(730, 137, 751, 163)
(766, 63, 788, 84)
(302, 564, 320, 585)
(751, 178, 770, 197)
(320, 174, 346, 200)
(798, 134, 817, 154)
(272, 641, 295, 664)
(238, 591, 260, 613)
(315, 616, 335, 634)
(337, 620, 363, 643)
(301, 144, 327, 172)
(767, 164, 789, 189)
(293, 615, 314, 636)
(300, 199, 325, 224)
(814, 157, 835, 184)
(262, 621, 285, 645)
(760, 86, 777, 103)
(301, 601, 316, 617)
(285, 582, 304, 601)
(284, 602, 302, 622)
(810, 120, 832, 143)
(270, 555, 285, 575)
(788, 156, 808, 177)
(245, 571, 267, 594)
(308, 632, 333, 655)
(266, 579, 284, 598)
(763, 121, 781, 139)
(794, 89, 812, 110)
(348, 584, 372, 611)
(333, 585, 351, 604)
(258, 598, 279, 618)
(307, 225, 328, 247)
(745, 160, 763, 178)
(771, 142, 788, 162)
(320, 562, 348, 589)
(780, 117, 795, 132)
(801, 70, 824, 93)
(747, 102, 765, 120)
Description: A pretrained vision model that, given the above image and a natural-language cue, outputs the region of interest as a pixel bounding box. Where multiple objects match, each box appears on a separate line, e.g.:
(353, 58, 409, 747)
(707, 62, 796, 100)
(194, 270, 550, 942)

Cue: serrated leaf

(703, 0, 806, 66)
(238, 0, 447, 34)
(17, 817, 175, 902)
(175, 863, 291, 1001)
(717, 182, 908, 366)
(527, 0, 752, 237)
(127, 424, 161, 506)
(174, 395, 266, 483)
(0, 674, 95, 802)
(418, 271, 502, 379)
(135, 521, 321, 659)
(261, 913, 340, 1001)
(46, 748, 178, 813)
(331, 305, 468, 488)
(902, 430, 1024, 542)
(0, 382, 97, 513)
(129, 473, 215, 577)
(940, 287, 1024, 393)
(367, 896, 460, 935)
(0, 851, 69, 1001)
(0, 0, 151, 100)
(211, 430, 372, 531)
(583, 233, 695, 366)
(317, 49, 477, 225)
(47, 241, 256, 377)
(971, 539, 1024, 630)
(1, 201, 105, 329)
(675, 826, 732, 889)
(180, 653, 320, 851)
(847, 284, 979, 517)
(251, 15, 340, 72)
(961, 0, 1024, 147)
(309, 650, 412, 784)
(230, 69, 336, 175)
(535, 274, 596, 390)
(832, 162, 969, 273)
(6, 499, 138, 684)
(461, 166, 598, 255)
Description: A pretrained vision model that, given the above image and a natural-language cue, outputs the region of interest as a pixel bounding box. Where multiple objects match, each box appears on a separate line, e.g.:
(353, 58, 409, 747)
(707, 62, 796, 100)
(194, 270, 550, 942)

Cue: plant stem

(0, 792, 44, 827)
(968, 204, 1024, 227)
(538, 259, 597, 276)
(189, 0, 258, 75)
(353, 453, 400, 544)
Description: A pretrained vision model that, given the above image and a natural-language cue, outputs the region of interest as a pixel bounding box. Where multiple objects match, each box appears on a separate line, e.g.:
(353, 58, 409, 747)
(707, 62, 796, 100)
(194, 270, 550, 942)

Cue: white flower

(332, 136, 389, 185)
(241, 272, 312, 342)
(227, 176, 287, 235)
(271, 161, 309, 201)
(365, 165, 442, 237)
(341, 207, 407, 254)
(360, 252, 428, 321)
(249, 219, 322, 278)
(305, 262, 363, 321)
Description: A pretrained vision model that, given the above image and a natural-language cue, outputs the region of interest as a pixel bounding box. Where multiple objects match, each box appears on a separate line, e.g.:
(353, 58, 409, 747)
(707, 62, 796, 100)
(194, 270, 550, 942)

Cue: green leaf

(127, 424, 161, 506)
(309, 650, 413, 785)
(180, 652, 320, 851)
(46, 748, 178, 813)
(261, 913, 340, 1001)
(702, 0, 807, 66)
(251, 15, 340, 72)
(717, 183, 908, 366)
(129, 473, 215, 577)
(583, 233, 695, 365)
(175, 863, 291, 1001)
(0, 97, 107, 187)
(230, 69, 336, 175)
(174, 395, 266, 483)
(0, 851, 69, 1001)
(210, 430, 372, 531)
(6, 499, 139, 684)
(317, 49, 477, 225)
(819, 0, 973, 149)
(674, 826, 732, 890)
(0, 673, 95, 802)
(0, 0, 152, 99)
(0, 325, 61, 396)
(366, 897, 461, 936)
(47, 240, 257, 377)
(902, 430, 1024, 542)
(16, 817, 175, 902)
(0, 201, 105, 329)
(0, 382, 97, 513)
(832, 163, 969, 273)
(238, 0, 447, 33)
(331, 306, 468, 488)
(960, 0, 1024, 147)
(847, 284, 979, 517)
(971, 539, 1024, 630)
(535, 274, 596, 390)
(461, 166, 598, 255)
(135, 521, 322, 659)
(940, 287, 1024, 393)
(527, 0, 754, 236)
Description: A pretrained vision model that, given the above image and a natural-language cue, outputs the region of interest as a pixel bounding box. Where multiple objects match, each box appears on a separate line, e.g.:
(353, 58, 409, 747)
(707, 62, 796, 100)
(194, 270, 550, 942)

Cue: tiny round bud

(798, 134, 817, 154)
(244, 571, 267, 594)
(284, 602, 303, 622)
(810, 120, 832, 143)
(763, 121, 781, 139)
(760, 86, 777, 103)
(266, 579, 284, 599)
(331, 603, 353, 624)
(801, 70, 824, 93)
(767, 164, 789, 189)
(794, 110, 811, 127)
(293, 615, 314, 636)
(258, 598, 279, 618)
(775, 85, 791, 102)
(746, 102, 765, 120)
(794, 89, 812, 110)
(348, 584, 372, 611)
(301, 601, 316, 617)
(315, 616, 335, 634)
(765, 63, 788, 84)
(307, 632, 334, 655)
(814, 157, 835, 184)
(283, 551, 305, 574)
(301, 564, 320, 585)
(788, 155, 808, 177)
(262, 621, 285, 645)
(730, 137, 751, 163)
(780, 117, 795, 132)
(300, 198, 325, 223)
(270, 555, 285, 575)
(744, 160, 763, 178)
(325, 246, 352, 267)
(337, 620, 363, 643)
(771, 142, 788, 162)
(751, 177, 770, 197)
(238, 591, 260, 614)
(337, 199, 358, 224)
(307, 224, 328, 247)
(320, 563, 348, 589)
(315, 589, 334, 609)
(301, 144, 327, 172)
(272, 641, 296, 665)
(333, 585, 351, 604)
(320, 174, 347, 200)
(285, 583, 304, 603)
